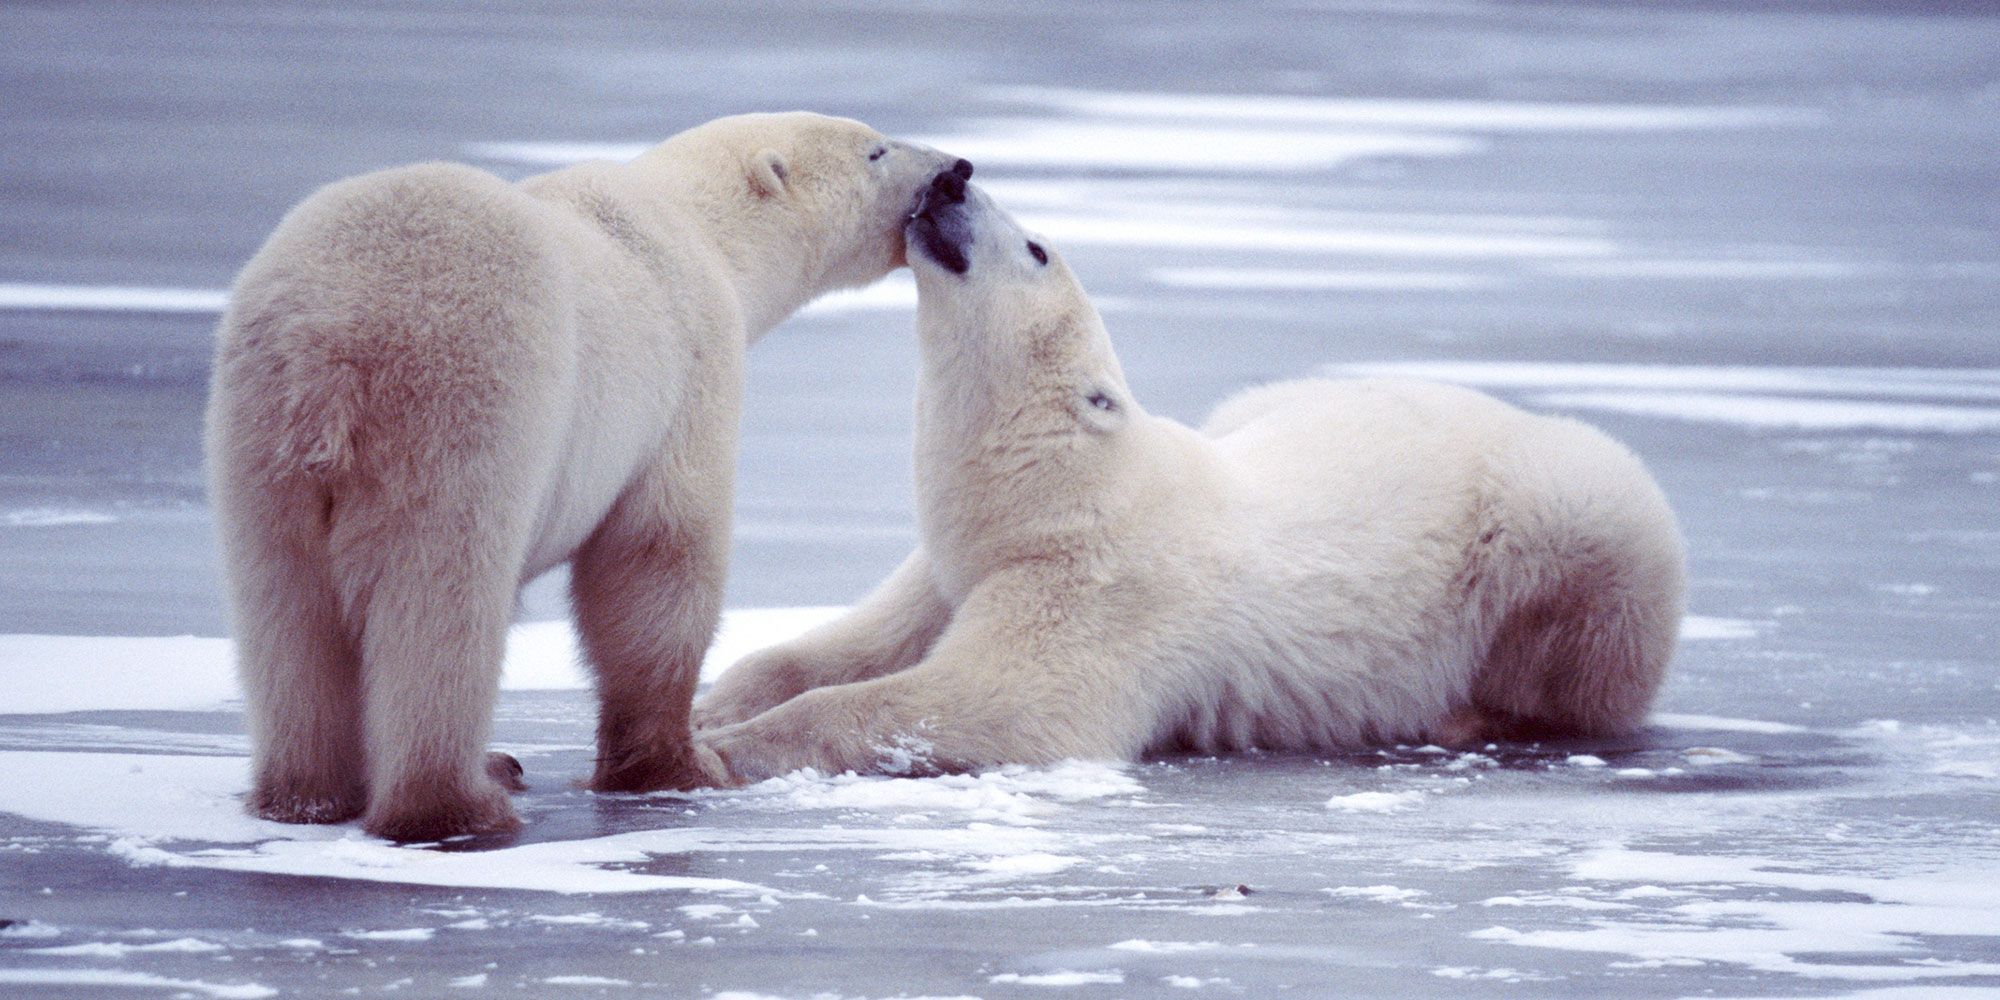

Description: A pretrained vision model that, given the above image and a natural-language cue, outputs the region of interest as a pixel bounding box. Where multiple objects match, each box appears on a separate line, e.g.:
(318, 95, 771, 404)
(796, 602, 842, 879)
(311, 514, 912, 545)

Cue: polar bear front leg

(570, 468, 730, 793)
(699, 571, 1149, 783)
(694, 549, 950, 729)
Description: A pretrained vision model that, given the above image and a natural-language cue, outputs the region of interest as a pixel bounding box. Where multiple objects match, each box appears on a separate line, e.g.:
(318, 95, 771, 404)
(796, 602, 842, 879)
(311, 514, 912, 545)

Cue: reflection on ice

(1326, 361, 2000, 433)
(0, 282, 229, 314)
(984, 86, 1822, 133)
(1536, 391, 2000, 434)
(1150, 267, 1499, 291)
(913, 119, 1483, 173)
(1029, 214, 1611, 258)
(1325, 361, 2000, 401)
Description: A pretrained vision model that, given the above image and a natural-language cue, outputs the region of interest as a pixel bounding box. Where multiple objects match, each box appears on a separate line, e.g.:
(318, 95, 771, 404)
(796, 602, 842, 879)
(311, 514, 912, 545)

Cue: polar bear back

(1207, 377, 1523, 591)
(1149, 376, 1674, 751)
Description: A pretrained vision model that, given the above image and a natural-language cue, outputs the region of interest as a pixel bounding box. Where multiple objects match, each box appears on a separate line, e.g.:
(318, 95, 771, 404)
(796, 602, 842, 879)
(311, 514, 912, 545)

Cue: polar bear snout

(908, 176, 978, 276)
(930, 164, 971, 204)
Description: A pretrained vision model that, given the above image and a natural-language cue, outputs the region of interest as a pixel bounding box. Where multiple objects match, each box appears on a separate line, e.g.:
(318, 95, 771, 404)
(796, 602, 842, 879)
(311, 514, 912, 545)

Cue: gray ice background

(1, 2, 1996, 998)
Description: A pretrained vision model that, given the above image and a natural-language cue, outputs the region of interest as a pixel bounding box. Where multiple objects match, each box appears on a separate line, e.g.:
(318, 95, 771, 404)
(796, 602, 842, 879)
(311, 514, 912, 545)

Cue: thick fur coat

(207, 113, 967, 839)
(696, 185, 1686, 782)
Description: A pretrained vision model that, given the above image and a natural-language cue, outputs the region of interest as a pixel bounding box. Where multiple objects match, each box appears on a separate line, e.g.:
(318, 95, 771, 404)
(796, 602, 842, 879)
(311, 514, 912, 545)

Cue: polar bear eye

(1087, 391, 1116, 412)
(868, 146, 886, 162)
(1027, 241, 1048, 265)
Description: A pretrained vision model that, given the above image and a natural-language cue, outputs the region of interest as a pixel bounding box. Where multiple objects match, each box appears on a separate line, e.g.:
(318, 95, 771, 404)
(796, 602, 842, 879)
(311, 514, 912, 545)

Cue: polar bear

(695, 184, 1686, 782)
(206, 112, 971, 840)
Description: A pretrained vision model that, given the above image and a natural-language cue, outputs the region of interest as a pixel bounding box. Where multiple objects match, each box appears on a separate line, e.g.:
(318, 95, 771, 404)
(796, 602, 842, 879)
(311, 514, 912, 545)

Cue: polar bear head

(648, 113, 970, 310)
(905, 183, 1148, 577)
(907, 181, 1135, 442)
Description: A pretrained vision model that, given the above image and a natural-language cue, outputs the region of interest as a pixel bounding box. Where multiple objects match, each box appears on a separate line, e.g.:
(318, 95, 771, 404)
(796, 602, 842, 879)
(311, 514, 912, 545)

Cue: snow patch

(1324, 885, 1429, 905)
(923, 119, 1484, 173)
(1033, 214, 1610, 259)
(344, 927, 434, 942)
(27, 936, 226, 957)
(1540, 257, 1881, 281)
(0, 751, 781, 895)
(965, 852, 1083, 876)
(1324, 790, 1427, 813)
(1322, 361, 2000, 403)
(730, 761, 1143, 826)
(0, 282, 229, 315)
(984, 86, 1818, 133)
(1680, 616, 1763, 641)
(2, 508, 119, 528)
(0, 606, 842, 715)
(1651, 713, 1809, 735)
(989, 970, 1126, 985)
(1474, 848, 2000, 982)
(1150, 267, 1499, 291)
(465, 141, 646, 166)
(1107, 939, 1221, 953)
(523, 912, 649, 930)
(1534, 391, 2000, 434)
(0, 969, 276, 999)
(1431, 966, 1552, 982)
(799, 273, 917, 316)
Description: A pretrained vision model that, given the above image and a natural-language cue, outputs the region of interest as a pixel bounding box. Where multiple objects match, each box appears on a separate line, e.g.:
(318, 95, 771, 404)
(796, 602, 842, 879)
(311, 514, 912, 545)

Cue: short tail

(278, 354, 366, 479)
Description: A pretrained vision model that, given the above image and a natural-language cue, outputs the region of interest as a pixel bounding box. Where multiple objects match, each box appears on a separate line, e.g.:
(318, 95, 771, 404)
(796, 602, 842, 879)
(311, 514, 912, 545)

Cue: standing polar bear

(207, 112, 971, 840)
(696, 185, 1685, 781)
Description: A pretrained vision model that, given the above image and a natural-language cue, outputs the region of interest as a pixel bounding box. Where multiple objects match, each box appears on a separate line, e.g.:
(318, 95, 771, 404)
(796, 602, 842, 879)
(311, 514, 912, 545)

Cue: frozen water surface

(3, 1, 1997, 996)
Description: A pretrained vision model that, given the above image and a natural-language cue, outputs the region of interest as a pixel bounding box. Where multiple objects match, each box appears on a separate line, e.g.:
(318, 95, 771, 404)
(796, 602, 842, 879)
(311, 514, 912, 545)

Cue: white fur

(207, 113, 962, 839)
(697, 186, 1686, 783)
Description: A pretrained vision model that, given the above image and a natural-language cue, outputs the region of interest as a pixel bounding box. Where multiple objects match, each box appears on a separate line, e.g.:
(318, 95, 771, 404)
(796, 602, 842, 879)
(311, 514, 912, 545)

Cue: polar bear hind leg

(218, 470, 367, 824)
(335, 483, 532, 841)
(1465, 416, 1686, 738)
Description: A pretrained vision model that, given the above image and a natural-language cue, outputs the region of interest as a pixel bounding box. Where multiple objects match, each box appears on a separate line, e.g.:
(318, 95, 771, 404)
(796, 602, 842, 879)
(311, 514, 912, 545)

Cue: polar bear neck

(629, 160, 843, 340)
(911, 313, 1130, 586)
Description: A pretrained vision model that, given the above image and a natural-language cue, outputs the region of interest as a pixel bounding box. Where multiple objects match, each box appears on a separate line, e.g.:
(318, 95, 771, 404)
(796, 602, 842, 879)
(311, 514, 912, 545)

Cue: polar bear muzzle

(907, 167, 975, 275)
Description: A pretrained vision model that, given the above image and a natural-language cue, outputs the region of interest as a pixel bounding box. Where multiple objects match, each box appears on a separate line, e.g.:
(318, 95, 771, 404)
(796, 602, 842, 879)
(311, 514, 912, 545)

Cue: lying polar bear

(208, 112, 969, 840)
(696, 185, 1686, 783)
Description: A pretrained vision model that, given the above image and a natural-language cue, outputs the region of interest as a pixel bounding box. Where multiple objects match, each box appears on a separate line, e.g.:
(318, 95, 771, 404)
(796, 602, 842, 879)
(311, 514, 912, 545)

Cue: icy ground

(1, 608, 1997, 998)
(4, 1, 1999, 997)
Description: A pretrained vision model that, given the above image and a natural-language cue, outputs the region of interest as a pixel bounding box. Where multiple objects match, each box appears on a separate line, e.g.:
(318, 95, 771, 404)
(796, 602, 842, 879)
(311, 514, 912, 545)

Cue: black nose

(931, 168, 967, 204)
(951, 158, 973, 180)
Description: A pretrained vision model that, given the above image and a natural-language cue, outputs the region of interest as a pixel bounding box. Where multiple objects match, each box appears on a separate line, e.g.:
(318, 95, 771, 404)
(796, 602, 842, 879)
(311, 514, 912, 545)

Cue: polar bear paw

(694, 651, 812, 729)
(247, 781, 366, 826)
(587, 740, 730, 793)
(361, 781, 521, 843)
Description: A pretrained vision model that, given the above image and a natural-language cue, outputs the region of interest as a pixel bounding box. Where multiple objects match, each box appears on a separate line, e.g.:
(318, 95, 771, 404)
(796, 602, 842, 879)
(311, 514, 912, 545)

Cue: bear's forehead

(767, 114, 873, 144)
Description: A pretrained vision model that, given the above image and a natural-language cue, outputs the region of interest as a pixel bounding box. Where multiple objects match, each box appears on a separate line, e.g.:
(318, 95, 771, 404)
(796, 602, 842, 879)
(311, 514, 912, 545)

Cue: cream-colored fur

(207, 112, 967, 840)
(696, 185, 1686, 782)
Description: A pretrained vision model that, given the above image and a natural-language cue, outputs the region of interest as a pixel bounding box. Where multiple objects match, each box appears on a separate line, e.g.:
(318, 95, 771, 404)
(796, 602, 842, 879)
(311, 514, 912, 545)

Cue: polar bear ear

(749, 149, 790, 198)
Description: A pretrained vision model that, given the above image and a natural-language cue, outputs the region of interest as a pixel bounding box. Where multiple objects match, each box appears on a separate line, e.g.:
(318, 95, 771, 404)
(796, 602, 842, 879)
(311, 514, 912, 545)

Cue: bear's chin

(910, 222, 968, 275)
